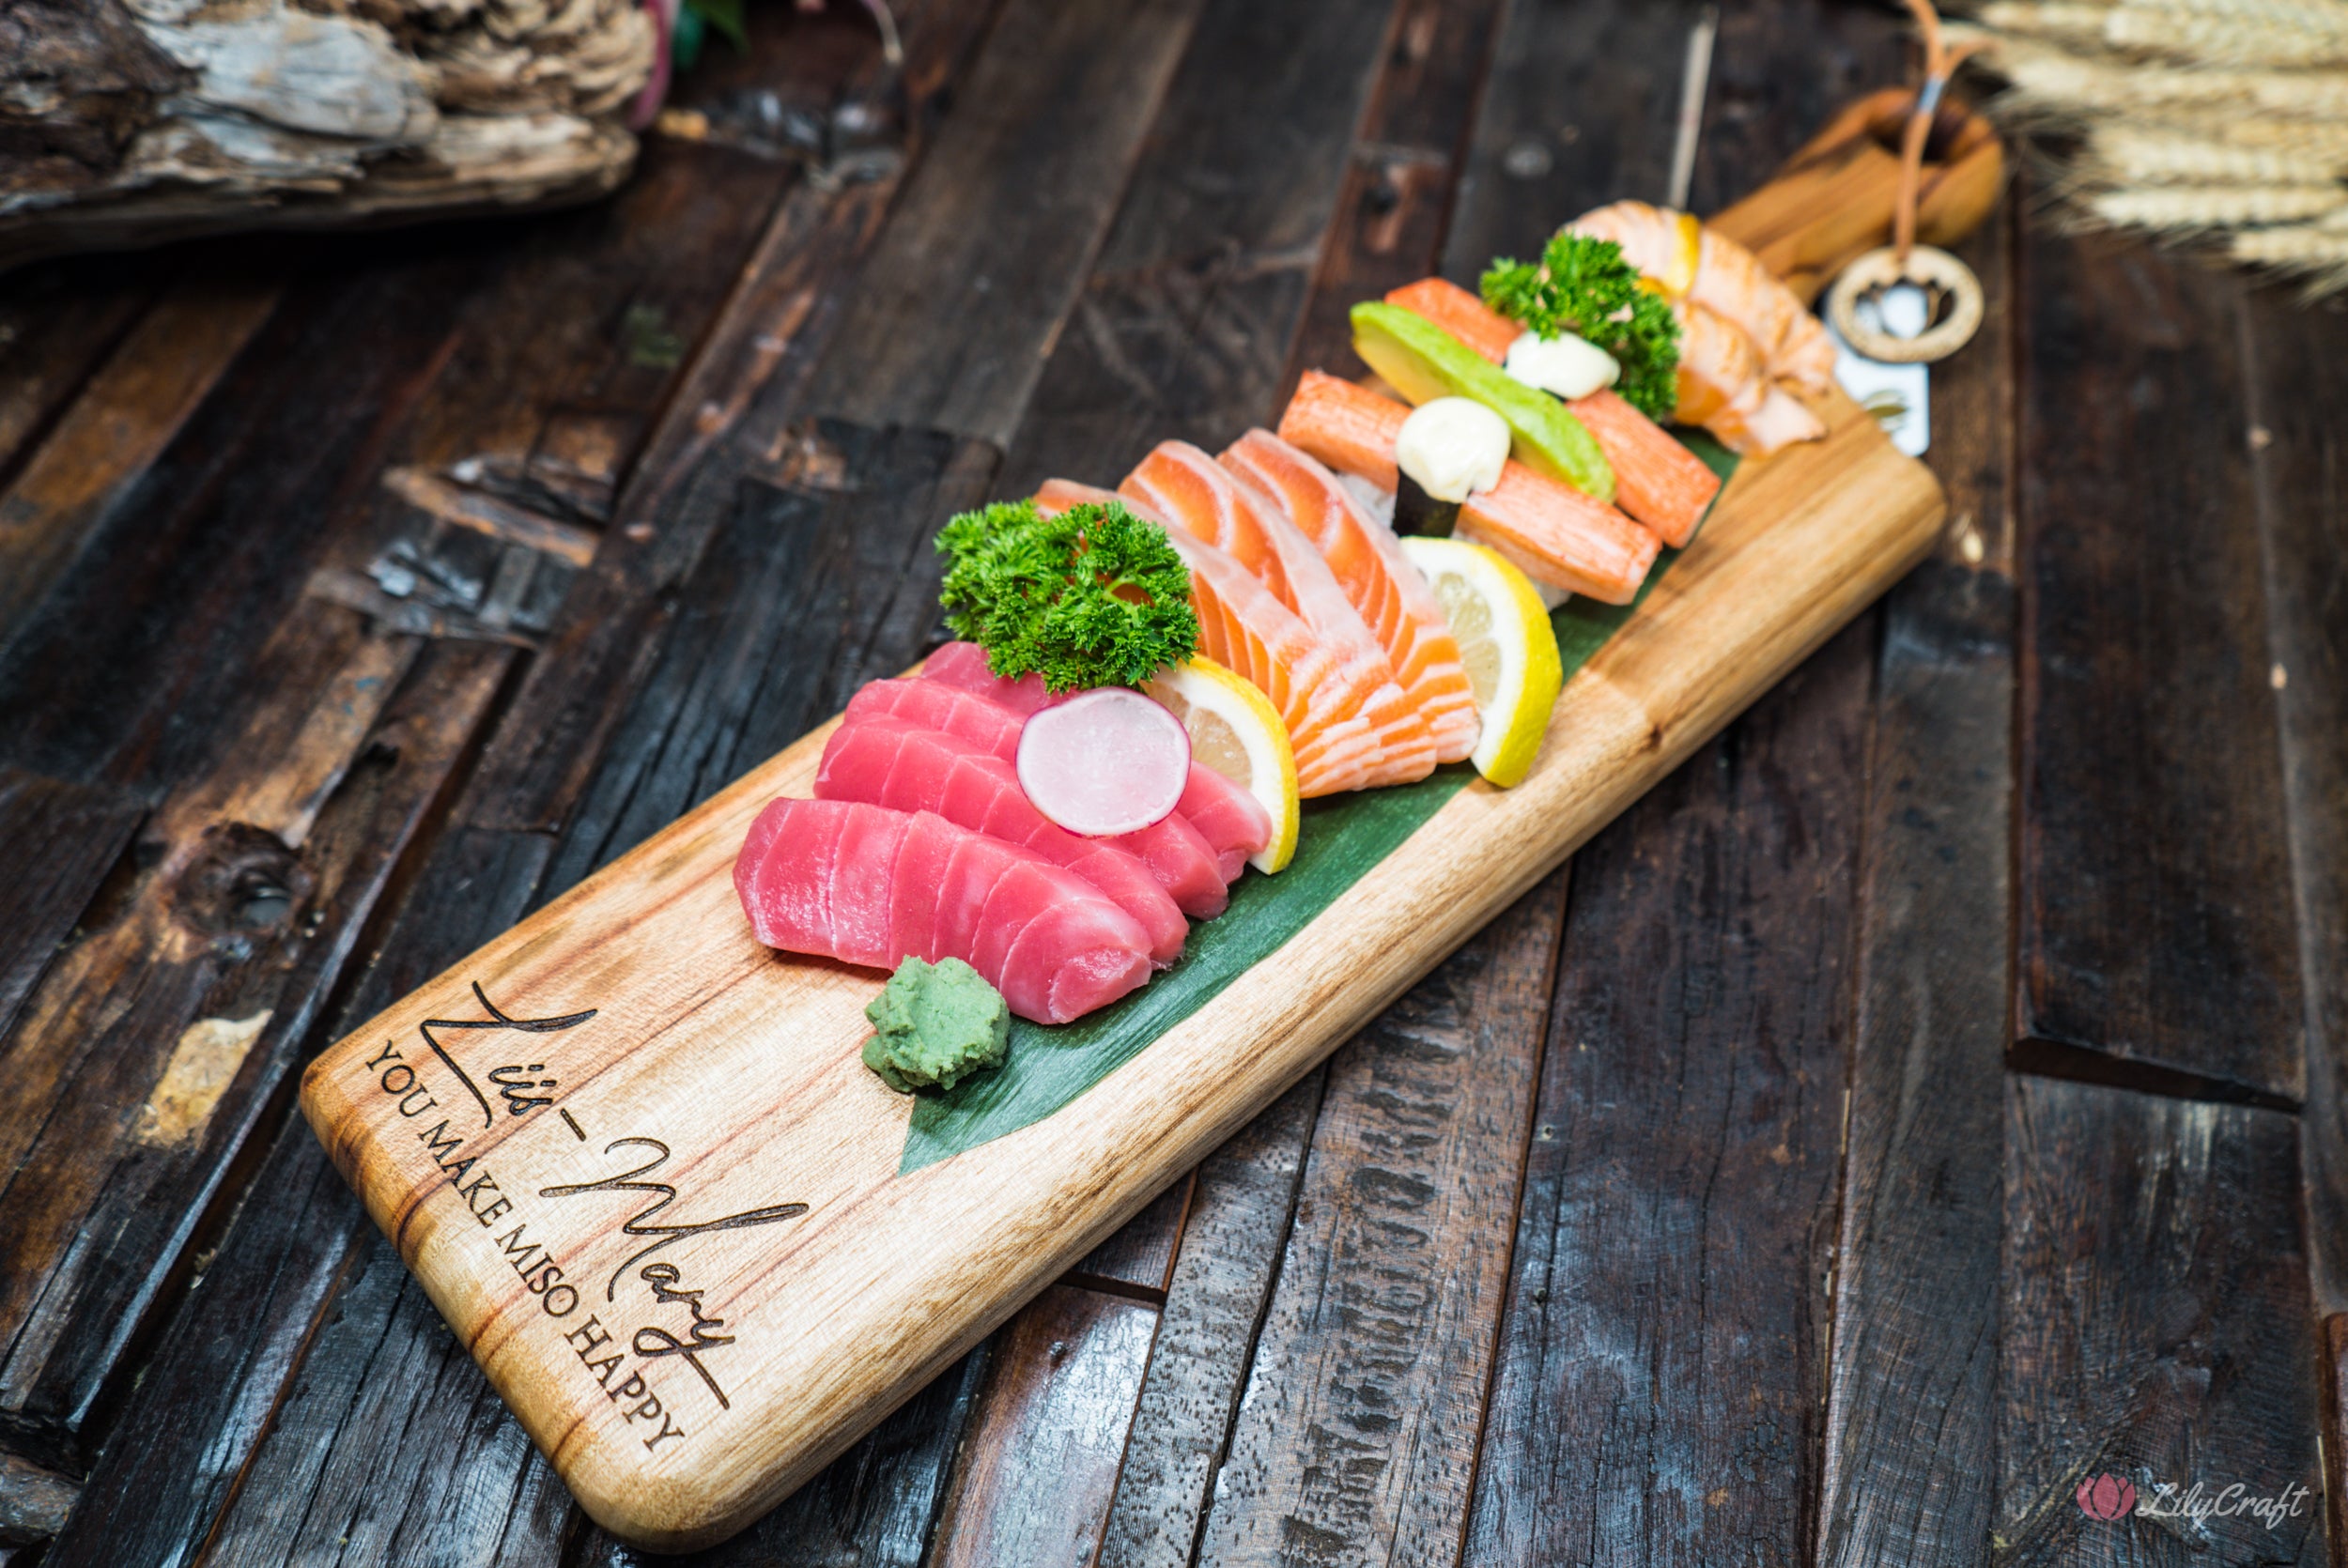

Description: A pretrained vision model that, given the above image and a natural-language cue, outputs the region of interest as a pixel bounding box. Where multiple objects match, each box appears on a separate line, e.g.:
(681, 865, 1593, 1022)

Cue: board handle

(1707, 86, 2004, 303)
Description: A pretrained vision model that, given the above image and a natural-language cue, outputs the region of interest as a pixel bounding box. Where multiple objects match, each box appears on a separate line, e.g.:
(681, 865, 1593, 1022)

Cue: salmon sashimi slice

(1277, 373, 1661, 603)
(733, 797, 1152, 1024)
(1383, 279, 1724, 546)
(1038, 479, 1385, 798)
(816, 715, 1188, 965)
(904, 642, 1232, 914)
(920, 640, 1052, 715)
(1123, 443, 1436, 789)
(1220, 429, 1481, 764)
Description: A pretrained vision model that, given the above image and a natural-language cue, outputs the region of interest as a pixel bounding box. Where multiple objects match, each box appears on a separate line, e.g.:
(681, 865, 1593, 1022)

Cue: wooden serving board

(301, 386, 1942, 1550)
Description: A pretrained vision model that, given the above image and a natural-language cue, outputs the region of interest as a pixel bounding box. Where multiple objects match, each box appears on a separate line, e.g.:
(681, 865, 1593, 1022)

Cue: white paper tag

(1828, 284, 1931, 457)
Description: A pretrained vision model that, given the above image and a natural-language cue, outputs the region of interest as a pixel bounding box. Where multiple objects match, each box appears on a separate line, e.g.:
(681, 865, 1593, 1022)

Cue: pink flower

(2076, 1474, 2137, 1521)
(628, 0, 674, 131)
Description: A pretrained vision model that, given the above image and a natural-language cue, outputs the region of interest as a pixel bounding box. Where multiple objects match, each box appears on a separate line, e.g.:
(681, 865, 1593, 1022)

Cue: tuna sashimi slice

(816, 715, 1188, 965)
(909, 642, 1230, 915)
(1122, 443, 1437, 789)
(1176, 763, 1272, 884)
(846, 677, 1025, 760)
(734, 797, 1152, 1024)
(1220, 430, 1481, 765)
(1036, 480, 1385, 798)
(921, 640, 1053, 715)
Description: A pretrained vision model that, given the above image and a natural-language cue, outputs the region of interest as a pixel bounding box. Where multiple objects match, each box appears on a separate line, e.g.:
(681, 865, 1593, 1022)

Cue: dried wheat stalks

(2083, 127, 2348, 182)
(1954, 6, 2348, 293)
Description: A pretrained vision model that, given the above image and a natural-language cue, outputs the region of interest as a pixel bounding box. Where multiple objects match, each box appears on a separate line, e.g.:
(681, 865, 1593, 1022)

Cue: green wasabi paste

(862, 957, 1011, 1094)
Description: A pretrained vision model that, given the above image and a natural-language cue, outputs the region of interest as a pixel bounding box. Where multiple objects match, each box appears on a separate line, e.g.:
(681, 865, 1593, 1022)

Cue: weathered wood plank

(1994, 1075, 2321, 1567)
(0, 260, 152, 480)
(0, 767, 143, 1049)
(579, 1346, 993, 1568)
(0, 280, 278, 653)
(802, 0, 1208, 444)
(996, 0, 1403, 497)
(1193, 867, 1563, 1567)
(1461, 617, 1871, 1567)
(1096, 1074, 1323, 1568)
(2015, 231, 2303, 1101)
(1440, 0, 1695, 282)
(1066, 1172, 1195, 1302)
(1815, 557, 2010, 1568)
(2240, 287, 2348, 1314)
(0, 1452, 77, 1547)
(926, 1286, 1161, 1568)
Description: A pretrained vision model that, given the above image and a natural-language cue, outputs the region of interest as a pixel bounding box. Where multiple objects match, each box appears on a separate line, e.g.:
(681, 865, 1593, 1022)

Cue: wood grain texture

(1095, 1074, 1322, 1568)
(1066, 1173, 1194, 1302)
(2241, 289, 2348, 1314)
(1995, 1075, 2322, 1568)
(802, 0, 1207, 444)
(1815, 561, 2010, 1568)
(927, 1285, 1159, 1568)
(0, 279, 280, 653)
(1193, 867, 1562, 1567)
(1460, 614, 1871, 1568)
(2015, 231, 2303, 1101)
(994, 0, 1403, 497)
(300, 391, 1941, 1550)
(0, 766, 143, 1050)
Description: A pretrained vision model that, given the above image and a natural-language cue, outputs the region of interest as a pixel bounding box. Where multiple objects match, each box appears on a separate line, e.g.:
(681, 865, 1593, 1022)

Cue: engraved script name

(362, 982, 810, 1453)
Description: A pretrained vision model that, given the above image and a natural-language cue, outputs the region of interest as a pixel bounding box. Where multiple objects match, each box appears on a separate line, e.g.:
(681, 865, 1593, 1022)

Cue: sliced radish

(1017, 688, 1191, 838)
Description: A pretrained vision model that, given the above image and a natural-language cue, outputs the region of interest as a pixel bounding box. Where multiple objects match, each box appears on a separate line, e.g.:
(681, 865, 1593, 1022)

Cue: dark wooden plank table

(1, 0, 2340, 1562)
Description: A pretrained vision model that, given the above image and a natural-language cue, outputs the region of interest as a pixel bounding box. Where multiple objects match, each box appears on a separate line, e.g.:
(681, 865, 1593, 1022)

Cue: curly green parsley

(1481, 233, 1681, 423)
(936, 499, 1199, 693)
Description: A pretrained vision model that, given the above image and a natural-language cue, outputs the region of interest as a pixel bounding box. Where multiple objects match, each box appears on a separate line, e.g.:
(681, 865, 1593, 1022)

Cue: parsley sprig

(937, 499, 1199, 694)
(1481, 233, 1681, 423)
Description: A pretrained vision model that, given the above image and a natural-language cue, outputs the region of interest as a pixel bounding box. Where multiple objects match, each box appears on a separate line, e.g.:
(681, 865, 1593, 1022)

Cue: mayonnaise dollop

(1504, 330, 1620, 400)
(1395, 396, 1510, 502)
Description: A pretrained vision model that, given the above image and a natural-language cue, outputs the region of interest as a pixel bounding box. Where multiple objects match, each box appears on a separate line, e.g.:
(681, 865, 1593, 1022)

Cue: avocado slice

(1350, 301, 1615, 504)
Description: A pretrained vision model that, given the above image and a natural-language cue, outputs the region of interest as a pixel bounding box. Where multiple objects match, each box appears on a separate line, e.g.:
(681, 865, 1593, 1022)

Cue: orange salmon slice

(1034, 480, 1384, 798)
(1218, 429, 1481, 765)
(1277, 372, 1660, 604)
(1120, 443, 1436, 790)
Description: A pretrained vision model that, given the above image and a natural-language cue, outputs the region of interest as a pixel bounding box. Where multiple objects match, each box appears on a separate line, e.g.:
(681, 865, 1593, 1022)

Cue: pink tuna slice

(846, 677, 1025, 758)
(1018, 689, 1190, 838)
(733, 797, 1153, 1025)
(921, 641, 1054, 715)
(816, 715, 1187, 966)
(1174, 764, 1273, 884)
(912, 657, 1233, 912)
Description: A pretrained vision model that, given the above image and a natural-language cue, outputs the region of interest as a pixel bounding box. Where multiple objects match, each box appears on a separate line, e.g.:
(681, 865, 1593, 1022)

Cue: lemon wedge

(1398, 535, 1563, 788)
(1143, 656, 1300, 873)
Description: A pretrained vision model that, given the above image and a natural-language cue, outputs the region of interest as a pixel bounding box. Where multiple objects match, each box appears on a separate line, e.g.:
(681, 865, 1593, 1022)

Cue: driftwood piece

(0, 0, 652, 267)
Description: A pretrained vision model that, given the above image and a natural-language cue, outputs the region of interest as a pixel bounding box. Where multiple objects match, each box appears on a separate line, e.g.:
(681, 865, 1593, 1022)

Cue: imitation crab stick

(1037, 479, 1386, 798)
(1277, 372, 1660, 604)
(1383, 279, 1723, 546)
